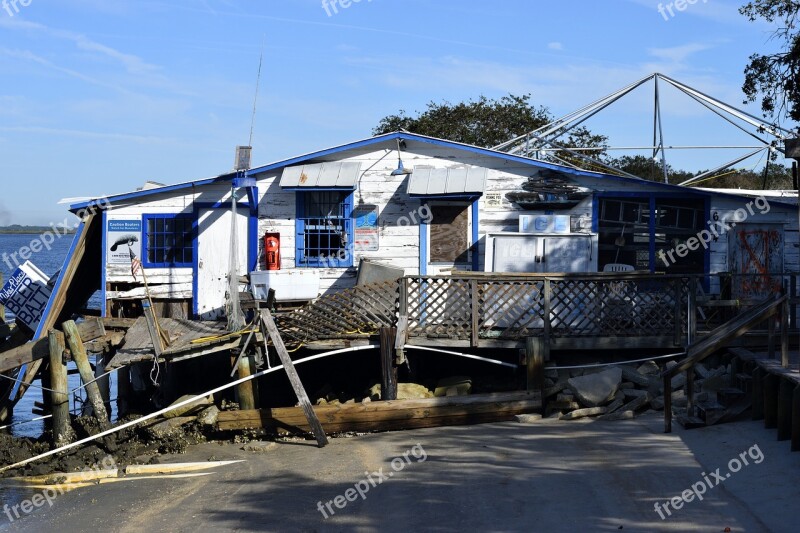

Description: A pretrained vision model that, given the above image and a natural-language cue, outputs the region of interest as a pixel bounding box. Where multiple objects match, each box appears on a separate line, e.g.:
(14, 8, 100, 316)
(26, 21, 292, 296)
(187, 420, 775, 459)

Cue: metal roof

(407, 166, 488, 195)
(280, 162, 361, 189)
(68, 131, 798, 212)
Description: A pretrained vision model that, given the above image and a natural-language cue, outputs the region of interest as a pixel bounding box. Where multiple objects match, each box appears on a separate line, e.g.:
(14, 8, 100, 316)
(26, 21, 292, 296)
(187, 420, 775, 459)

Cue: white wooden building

(66, 131, 799, 320)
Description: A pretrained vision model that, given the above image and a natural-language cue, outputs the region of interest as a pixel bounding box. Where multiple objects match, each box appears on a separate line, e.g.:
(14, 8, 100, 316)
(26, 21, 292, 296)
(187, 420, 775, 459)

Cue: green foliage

(373, 94, 554, 148)
(740, 0, 800, 125)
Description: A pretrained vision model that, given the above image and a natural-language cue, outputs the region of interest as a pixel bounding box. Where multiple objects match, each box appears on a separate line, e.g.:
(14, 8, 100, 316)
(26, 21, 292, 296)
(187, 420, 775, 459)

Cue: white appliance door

(491, 236, 541, 273)
(541, 236, 591, 273)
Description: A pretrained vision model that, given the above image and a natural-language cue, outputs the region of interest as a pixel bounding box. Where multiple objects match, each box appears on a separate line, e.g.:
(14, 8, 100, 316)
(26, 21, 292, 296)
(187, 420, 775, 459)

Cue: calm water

(0, 233, 113, 438)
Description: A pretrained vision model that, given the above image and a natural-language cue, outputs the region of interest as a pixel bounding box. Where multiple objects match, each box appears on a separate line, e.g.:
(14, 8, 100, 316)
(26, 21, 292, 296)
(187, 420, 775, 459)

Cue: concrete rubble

(545, 356, 735, 422)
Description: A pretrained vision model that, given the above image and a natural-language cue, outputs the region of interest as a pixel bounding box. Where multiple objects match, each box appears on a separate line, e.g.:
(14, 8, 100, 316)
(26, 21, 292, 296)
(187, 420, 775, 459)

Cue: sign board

(519, 214, 571, 234)
(0, 261, 52, 332)
(354, 205, 379, 252)
(107, 219, 142, 264)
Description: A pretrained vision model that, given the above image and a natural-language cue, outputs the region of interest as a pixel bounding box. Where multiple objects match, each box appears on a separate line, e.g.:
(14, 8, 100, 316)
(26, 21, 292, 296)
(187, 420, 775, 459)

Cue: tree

(373, 94, 609, 167)
(740, 1, 800, 125)
(373, 94, 552, 148)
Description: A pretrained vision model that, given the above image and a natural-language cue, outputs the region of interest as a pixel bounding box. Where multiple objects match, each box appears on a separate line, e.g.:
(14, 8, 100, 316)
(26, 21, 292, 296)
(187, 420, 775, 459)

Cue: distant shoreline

(0, 227, 76, 235)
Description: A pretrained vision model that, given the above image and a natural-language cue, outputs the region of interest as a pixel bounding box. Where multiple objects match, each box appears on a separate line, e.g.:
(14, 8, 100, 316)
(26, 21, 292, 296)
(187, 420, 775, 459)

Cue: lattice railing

(276, 279, 399, 345)
(402, 275, 691, 341)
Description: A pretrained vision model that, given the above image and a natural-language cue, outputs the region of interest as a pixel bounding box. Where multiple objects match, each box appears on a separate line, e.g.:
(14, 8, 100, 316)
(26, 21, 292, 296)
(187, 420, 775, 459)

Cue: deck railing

(274, 272, 799, 349)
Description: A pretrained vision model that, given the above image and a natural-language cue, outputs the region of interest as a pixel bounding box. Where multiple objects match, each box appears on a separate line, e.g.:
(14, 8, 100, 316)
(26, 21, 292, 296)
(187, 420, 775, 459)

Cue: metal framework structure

(493, 73, 795, 185)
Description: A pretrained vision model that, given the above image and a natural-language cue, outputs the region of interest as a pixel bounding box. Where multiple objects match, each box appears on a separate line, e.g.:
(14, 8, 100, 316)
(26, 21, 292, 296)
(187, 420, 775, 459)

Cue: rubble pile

(544, 358, 737, 422)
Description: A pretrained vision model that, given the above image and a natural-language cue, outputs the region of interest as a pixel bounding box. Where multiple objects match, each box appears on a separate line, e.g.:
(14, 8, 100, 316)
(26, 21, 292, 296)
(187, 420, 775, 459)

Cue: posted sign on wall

(0, 261, 53, 332)
(107, 219, 142, 264)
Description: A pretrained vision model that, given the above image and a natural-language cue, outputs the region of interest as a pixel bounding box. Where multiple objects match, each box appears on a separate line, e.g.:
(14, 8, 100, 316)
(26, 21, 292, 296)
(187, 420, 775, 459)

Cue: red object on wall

(264, 233, 281, 271)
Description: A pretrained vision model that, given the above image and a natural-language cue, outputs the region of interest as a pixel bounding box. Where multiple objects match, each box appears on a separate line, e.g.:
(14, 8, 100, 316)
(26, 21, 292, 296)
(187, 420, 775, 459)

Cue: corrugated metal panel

(280, 162, 361, 188)
(408, 166, 488, 195)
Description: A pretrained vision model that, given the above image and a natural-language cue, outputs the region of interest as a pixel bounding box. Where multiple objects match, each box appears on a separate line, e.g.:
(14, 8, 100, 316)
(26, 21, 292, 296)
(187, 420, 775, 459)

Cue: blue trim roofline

(69, 131, 798, 211)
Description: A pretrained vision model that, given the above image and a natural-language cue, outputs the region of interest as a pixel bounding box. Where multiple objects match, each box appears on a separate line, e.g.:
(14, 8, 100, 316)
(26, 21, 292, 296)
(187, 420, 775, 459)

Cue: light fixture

(390, 138, 413, 176)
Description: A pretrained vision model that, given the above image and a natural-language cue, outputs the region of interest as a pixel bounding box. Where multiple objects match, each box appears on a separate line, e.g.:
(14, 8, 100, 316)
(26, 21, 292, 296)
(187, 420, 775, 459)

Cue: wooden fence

(273, 273, 800, 349)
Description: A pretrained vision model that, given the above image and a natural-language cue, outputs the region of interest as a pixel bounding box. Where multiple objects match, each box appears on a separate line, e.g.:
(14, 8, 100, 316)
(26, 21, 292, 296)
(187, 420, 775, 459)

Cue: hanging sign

(0, 261, 52, 332)
(107, 219, 143, 264)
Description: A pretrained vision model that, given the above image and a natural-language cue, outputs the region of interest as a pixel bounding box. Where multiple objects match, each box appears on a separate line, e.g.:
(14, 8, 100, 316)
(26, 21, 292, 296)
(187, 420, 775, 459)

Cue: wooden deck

(106, 317, 242, 369)
(274, 273, 799, 351)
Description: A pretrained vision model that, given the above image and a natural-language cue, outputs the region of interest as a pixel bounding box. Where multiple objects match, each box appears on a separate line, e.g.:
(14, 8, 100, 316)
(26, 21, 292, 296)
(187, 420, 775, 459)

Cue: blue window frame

(142, 213, 194, 268)
(296, 191, 354, 268)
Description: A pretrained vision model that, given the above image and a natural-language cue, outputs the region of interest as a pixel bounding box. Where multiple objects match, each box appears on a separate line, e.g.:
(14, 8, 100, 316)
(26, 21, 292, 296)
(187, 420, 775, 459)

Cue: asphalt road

(1, 412, 797, 532)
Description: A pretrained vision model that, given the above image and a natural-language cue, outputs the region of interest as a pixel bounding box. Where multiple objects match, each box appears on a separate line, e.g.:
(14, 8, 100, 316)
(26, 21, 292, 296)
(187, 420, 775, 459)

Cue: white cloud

(548, 42, 564, 51)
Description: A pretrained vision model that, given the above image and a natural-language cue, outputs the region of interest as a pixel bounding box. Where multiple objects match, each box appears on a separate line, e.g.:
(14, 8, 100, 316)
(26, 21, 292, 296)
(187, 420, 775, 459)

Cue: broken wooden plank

(260, 309, 328, 447)
(101, 317, 138, 329)
(0, 317, 106, 374)
(14, 214, 101, 403)
(217, 391, 541, 433)
(63, 320, 110, 431)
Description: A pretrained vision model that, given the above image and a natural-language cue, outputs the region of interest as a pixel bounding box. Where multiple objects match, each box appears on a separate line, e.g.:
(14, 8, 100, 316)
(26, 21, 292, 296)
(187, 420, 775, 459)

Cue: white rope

(0, 414, 51, 431)
(544, 351, 686, 371)
(0, 344, 379, 474)
(404, 345, 519, 369)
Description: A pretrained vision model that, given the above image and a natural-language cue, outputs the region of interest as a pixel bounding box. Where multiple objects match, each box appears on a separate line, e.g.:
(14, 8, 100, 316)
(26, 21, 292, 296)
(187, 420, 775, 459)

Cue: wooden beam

(260, 310, 328, 447)
(63, 320, 110, 431)
(380, 327, 398, 401)
(665, 295, 785, 379)
(217, 391, 542, 433)
(526, 337, 546, 396)
(15, 214, 100, 403)
(778, 378, 793, 441)
(101, 317, 137, 329)
(236, 354, 257, 411)
(0, 317, 105, 374)
(48, 329, 73, 446)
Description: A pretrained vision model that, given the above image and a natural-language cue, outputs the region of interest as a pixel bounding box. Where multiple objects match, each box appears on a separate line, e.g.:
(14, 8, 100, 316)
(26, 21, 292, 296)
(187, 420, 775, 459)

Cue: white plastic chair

(602, 263, 635, 273)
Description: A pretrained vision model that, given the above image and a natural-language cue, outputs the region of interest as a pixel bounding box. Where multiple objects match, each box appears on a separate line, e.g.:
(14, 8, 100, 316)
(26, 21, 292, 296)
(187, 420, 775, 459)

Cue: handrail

(662, 293, 788, 433)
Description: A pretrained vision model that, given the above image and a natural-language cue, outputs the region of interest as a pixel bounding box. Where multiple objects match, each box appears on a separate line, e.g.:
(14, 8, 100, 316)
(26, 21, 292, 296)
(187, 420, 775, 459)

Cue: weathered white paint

(196, 207, 249, 320)
(93, 140, 798, 312)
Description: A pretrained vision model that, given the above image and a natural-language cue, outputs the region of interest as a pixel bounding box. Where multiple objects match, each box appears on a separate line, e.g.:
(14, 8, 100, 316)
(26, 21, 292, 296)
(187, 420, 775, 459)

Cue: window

(598, 196, 706, 274)
(142, 214, 194, 267)
(429, 204, 470, 263)
(296, 191, 354, 268)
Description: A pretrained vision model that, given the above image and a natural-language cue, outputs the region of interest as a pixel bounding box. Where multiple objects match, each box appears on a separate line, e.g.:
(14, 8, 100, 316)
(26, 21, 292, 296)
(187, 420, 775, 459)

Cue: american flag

(129, 247, 142, 281)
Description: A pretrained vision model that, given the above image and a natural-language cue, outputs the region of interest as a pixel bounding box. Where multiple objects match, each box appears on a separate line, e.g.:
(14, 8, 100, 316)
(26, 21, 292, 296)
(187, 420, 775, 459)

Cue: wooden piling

(526, 337, 546, 396)
(380, 327, 398, 401)
(792, 385, 800, 452)
(764, 373, 779, 430)
(778, 378, 793, 441)
(752, 367, 765, 420)
(116, 365, 132, 417)
(236, 353, 257, 411)
(48, 329, 73, 446)
(63, 320, 110, 431)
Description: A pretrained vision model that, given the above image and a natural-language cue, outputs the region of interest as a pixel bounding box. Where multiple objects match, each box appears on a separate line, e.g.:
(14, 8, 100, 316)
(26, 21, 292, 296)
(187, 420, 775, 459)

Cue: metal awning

(407, 166, 488, 196)
(280, 162, 361, 189)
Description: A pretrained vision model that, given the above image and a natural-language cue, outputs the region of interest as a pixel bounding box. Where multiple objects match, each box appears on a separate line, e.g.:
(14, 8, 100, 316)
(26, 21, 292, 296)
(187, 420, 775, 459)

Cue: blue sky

(0, 0, 789, 224)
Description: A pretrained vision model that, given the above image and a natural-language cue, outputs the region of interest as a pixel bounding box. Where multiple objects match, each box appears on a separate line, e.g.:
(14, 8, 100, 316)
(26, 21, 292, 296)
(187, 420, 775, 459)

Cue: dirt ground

(2, 412, 799, 532)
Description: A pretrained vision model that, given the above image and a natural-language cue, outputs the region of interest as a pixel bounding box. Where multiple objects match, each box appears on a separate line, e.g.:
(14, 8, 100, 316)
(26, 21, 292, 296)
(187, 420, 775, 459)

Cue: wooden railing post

(791, 275, 797, 331)
(543, 278, 552, 342)
(470, 279, 479, 347)
(781, 289, 789, 368)
(673, 279, 683, 346)
(688, 277, 697, 344)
